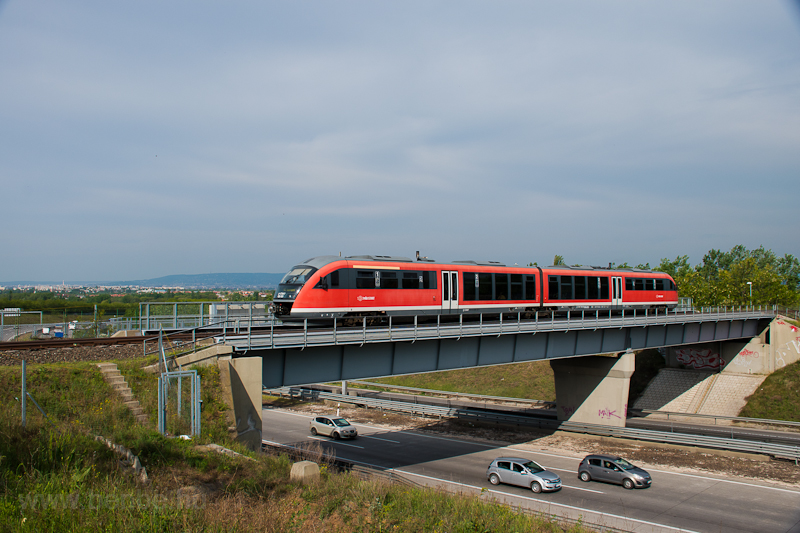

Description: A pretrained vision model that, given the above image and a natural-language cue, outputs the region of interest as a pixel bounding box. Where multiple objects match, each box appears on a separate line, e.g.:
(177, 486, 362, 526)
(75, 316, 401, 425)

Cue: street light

(746, 281, 752, 307)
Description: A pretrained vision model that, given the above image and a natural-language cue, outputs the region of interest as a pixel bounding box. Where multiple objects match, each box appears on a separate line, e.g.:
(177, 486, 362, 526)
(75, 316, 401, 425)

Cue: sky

(1, 1, 799, 282)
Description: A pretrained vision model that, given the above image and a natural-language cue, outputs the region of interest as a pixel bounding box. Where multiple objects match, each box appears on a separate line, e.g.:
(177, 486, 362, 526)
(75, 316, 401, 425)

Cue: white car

(309, 416, 358, 439)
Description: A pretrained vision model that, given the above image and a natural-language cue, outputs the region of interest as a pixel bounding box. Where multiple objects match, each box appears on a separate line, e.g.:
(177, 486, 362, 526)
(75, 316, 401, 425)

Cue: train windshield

(280, 266, 317, 286)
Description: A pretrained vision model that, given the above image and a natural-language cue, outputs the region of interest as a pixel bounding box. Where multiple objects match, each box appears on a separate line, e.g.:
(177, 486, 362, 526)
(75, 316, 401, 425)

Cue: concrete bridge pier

(219, 355, 263, 451)
(549, 351, 635, 427)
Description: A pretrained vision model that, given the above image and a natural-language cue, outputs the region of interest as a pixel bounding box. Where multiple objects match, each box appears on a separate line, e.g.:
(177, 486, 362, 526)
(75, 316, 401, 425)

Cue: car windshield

(332, 418, 351, 427)
(615, 458, 635, 470)
(523, 461, 544, 473)
(280, 266, 316, 285)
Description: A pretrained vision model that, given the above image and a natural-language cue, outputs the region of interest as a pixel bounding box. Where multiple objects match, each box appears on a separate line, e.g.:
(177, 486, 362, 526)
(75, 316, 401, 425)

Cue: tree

(553, 255, 565, 266)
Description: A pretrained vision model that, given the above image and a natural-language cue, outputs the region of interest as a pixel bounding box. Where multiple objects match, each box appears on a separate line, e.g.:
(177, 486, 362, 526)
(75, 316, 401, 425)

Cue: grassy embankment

(366, 349, 666, 407)
(0, 356, 588, 532)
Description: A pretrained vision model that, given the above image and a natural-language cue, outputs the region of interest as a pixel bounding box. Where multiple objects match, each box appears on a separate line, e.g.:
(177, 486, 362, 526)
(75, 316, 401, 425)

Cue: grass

(740, 358, 800, 422)
(367, 361, 557, 401)
(0, 358, 590, 532)
(365, 350, 664, 408)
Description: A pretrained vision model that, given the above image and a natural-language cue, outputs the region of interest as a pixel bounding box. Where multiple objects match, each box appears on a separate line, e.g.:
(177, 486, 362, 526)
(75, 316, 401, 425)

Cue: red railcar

(273, 254, 678, 321)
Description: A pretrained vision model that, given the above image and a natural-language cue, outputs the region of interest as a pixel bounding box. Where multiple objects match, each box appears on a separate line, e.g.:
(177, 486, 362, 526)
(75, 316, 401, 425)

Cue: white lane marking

(644, 467, 800, 494)
(561, 484, 605, 494)
(360, 435, 401, 443)
(266, 409, 800, 495)
(307, 436, 364, 449)
(396, 470, 701, 533)
(506, 447, 800, 495)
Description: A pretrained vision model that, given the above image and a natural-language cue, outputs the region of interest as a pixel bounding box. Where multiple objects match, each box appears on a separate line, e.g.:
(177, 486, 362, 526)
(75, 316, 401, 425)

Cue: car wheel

(310, 427, 317, 435)
(579, 471, 591, 482)
(531, 482, 542, 493)
(623, 478, 634, 490)
(488, 473, 500, 486)
(333, 432, 340, 440)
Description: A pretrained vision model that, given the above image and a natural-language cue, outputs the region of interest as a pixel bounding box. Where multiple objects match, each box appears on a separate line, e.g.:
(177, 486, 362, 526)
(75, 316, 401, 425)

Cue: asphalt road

(309, 385, 800, 447)
(263, 407, 800, 533)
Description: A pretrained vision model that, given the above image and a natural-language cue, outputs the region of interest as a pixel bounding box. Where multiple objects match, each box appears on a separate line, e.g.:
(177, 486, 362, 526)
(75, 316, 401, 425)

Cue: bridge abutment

(219, 355, 263, 451)
(550, 351, 634, 427)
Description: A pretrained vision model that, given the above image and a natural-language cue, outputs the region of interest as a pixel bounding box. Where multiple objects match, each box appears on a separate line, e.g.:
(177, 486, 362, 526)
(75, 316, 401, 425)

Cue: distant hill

(121, 273, 285, 289)
(1, 273, 286, 289)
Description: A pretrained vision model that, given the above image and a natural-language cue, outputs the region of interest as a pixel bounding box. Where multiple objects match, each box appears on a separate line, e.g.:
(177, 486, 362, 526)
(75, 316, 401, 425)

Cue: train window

(331, 270, 340, 288)
(625, 278, 634, 291)
(525, 275, 536, 300)
(549, 276, 559, 300)
(402, 272, 419, 289)
(587, 277, 598, 299)
(645, 279, 655, 290)
(382, 271, 399, 289)
(356, 270, 376, 289)
(463, 273, 477, 301)
(510, 274, 523, 300)
(495, 274, 509, 300)
(478, 273, 493, 300)
(560, 276, 573, 300)
(633, 278, 644, 291)
(600, 277, 609, 299)
(421, 271, 436, 289)
(574, 276, 586, 300)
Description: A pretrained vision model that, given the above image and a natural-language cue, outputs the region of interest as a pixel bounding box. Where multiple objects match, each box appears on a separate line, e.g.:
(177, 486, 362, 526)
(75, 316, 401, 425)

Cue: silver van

(486, 457, 562, 493)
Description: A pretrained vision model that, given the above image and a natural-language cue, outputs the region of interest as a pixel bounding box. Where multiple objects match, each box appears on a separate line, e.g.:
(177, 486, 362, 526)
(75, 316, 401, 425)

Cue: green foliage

(0, 359, 589, 533)
(553, 255, 565, 266)
(739, 358, 800, 421)
(659, 245, 799, 307)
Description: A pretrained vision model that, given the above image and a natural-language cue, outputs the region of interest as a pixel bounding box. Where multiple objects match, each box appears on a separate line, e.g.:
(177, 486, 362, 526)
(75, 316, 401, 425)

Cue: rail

(631, 409, 800, 430)
(265, 387, 800, 463)
(227, 306, 782, 351)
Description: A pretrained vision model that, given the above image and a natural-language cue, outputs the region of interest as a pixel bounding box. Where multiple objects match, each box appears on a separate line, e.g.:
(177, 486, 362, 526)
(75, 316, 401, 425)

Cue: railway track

(0, 325, 299, 351)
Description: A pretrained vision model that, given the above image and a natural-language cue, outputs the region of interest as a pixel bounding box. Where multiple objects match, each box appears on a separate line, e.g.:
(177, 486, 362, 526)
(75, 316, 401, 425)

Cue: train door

(441, 271, 459, 314)
(611, 276, 623, 308)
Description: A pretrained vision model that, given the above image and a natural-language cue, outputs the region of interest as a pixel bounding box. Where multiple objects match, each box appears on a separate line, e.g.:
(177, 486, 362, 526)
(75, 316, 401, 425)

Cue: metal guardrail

(346, 380, 555, 408)
(266, 388, 800, 463)
(262, 440, 626, 532)
(632, 409, 800, 430)
(229, 306, 781, 351)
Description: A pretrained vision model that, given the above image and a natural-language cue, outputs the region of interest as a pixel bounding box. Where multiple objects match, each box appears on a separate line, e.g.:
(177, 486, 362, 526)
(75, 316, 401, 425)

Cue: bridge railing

(226, 306, 783, 351)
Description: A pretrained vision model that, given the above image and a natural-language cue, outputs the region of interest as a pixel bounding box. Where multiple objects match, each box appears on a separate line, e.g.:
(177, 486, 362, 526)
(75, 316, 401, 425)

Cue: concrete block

(290, 461, 320, 484)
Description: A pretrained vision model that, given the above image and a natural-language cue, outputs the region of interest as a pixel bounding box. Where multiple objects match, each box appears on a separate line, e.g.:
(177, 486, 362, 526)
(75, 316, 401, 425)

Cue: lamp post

(746, 281, 752, 308)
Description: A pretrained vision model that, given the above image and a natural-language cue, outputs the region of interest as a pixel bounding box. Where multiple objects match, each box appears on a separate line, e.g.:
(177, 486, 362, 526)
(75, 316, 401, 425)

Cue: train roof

(295, 256, 665, 274)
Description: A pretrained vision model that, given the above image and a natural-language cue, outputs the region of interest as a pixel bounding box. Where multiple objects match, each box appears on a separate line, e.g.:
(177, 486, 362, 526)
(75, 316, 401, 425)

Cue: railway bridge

(217, 308, 793, 448)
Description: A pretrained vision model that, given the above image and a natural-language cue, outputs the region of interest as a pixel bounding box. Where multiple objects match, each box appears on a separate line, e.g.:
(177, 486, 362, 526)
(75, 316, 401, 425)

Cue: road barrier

(265, 387, 800, 463)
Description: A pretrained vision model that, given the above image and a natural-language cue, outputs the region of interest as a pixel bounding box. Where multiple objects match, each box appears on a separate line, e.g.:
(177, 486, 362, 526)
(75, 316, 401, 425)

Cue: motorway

(263, 408, 800, 533)
(303, 385, 800, 448)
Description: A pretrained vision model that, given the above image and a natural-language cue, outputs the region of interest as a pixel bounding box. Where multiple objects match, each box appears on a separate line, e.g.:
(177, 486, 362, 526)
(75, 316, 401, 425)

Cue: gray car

(309, 416, 358, 439)
(578, 454, 651, 489)
(486, 457, 562, 493)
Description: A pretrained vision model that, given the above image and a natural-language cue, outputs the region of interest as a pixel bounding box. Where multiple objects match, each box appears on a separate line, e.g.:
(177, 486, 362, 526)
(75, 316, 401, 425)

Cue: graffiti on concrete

(675, 347, 725, 370)
(732, 348, 760, 367)
(598, 408, 622, 420)
(561, 405, 575, 418)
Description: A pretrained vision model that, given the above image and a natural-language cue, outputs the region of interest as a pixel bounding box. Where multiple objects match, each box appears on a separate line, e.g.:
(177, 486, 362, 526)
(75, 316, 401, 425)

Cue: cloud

(0, 1, 798, 280)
